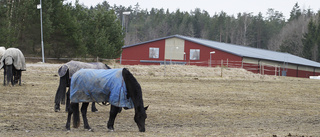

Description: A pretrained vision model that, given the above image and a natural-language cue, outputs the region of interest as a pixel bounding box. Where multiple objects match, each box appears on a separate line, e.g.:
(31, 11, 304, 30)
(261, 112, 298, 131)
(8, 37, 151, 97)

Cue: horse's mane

(122, 68, 144, 108)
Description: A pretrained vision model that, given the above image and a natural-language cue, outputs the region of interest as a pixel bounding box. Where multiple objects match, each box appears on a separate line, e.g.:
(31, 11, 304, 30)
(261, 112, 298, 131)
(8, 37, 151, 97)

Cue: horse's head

(122, 68, 148, 132)
(134, 106, 148, 132)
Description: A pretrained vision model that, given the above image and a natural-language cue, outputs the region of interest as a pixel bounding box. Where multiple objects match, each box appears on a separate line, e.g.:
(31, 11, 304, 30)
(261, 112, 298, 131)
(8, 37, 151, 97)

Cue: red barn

(121, 35, 320, 78)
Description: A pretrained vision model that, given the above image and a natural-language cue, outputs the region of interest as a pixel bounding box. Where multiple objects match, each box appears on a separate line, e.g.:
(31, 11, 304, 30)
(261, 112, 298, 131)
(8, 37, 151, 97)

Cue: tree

(0, 1, 10, 47)
(301, 12, 320, 61)
(269, 15, 309, 56)
(317, 12, 320, 61)
(45, 0, 86, 58)
(0, 0, 17, 48)
(288, 2, 302, 22)
(247, 12, 267, 48)
(191, 8, 210, 38)
(16, 0, 42, 54)
(85, 4, 124, 58)
(302, 18, 317, 60)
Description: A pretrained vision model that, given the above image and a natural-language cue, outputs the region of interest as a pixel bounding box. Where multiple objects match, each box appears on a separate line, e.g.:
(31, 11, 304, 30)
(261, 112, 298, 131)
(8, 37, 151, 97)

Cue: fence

(188, 59, 283, 76)
(25, 57, 119, 63)
(26, 57, 284, 76)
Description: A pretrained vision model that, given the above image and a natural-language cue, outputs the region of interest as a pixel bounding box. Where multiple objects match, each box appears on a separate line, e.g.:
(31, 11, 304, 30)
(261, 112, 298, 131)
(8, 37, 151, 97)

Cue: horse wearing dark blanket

(66, 68, 148, 132)
(54, 60, 111, 112)
(0, 48, 26, 86)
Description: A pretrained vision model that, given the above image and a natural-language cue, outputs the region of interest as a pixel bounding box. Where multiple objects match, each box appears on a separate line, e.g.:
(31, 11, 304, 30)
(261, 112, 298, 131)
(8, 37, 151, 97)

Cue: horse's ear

(144, 105, 149, 110)
(105, 64, 111, 69)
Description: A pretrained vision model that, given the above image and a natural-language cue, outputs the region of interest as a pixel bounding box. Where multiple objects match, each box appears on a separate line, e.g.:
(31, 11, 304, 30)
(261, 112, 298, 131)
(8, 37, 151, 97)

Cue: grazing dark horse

(66, 68, 148, 132)
(0, 48, 26, 86)
(54, 60, 111, 112)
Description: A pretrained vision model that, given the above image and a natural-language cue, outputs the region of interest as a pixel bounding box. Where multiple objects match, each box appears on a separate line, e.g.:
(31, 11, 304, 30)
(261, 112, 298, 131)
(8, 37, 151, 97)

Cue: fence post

(221, 60, 223, 77)
(164, 59, 166, 77)
(227, 59, 228, 67)
(241, 60, 243, 68)
(262, 64, 264, 75)
(221, 59, 223, 67)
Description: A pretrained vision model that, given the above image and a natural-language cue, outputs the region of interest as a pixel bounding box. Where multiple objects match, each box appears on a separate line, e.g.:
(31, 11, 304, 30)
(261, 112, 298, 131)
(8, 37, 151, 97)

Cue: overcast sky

(66, 0, 320, 19)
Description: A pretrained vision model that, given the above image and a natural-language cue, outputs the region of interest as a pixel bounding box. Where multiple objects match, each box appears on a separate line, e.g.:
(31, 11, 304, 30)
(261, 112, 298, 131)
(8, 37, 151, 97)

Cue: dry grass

(1, 63, 320, 136)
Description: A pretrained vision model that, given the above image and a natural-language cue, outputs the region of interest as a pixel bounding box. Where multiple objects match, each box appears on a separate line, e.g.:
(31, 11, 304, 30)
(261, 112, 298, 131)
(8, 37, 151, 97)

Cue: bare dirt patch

(1, 63, 320, 136)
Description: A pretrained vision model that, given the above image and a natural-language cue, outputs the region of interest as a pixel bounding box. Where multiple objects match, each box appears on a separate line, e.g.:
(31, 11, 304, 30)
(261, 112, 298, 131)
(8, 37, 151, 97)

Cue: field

(1, 63, 320, 136)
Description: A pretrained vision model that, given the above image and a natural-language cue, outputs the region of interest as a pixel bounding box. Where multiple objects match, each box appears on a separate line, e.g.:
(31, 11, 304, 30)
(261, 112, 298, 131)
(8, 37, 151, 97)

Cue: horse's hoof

(54, 105, 60, 112)
(107, 128, 114, 132)
(91, 108, 98, 112)
(87, 128, 94, 132)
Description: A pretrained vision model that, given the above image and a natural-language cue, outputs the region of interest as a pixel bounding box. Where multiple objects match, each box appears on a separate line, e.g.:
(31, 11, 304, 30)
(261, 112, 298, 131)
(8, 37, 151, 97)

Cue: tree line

(1, 1, 320, 62)
(0, 0, 124, 59)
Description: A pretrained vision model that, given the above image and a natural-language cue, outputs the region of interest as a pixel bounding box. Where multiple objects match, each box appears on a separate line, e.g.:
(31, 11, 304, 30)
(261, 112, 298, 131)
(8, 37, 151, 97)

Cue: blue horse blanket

(70, 68, 134, 109)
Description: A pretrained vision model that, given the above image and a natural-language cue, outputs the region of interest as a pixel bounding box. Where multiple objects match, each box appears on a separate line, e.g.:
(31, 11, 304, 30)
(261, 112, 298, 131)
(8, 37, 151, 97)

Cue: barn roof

(123, 35, 320, 68)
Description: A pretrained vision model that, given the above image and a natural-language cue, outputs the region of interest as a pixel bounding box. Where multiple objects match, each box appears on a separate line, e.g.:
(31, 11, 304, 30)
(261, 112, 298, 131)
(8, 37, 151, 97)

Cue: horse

(54, 60, 111, 112)
(0, 48, 26, 86)
(0, 47, 5, 85)
(0, 47, 5, 58)
(66, 68, 148, 132)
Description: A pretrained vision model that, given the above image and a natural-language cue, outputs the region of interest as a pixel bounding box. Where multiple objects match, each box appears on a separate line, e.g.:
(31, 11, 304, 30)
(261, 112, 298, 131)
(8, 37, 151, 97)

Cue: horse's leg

(91, 102, 98, 112)
(72, 103, 80, 128)
(12, 68, 17, 86)
(107, 105, 122, 131)
(54, 92, 61, 112)
(17, 70, 21, 86)
(6, 65, 13, 86)
(3, 65, 6, 86)
(65, 103, 74, 131)
(81, 102, 92, 131)
(66, 88, 70, 112)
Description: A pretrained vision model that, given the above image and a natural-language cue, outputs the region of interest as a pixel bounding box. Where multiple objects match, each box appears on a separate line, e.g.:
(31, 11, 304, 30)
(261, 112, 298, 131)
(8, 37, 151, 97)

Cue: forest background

(1, 0, 320, 62)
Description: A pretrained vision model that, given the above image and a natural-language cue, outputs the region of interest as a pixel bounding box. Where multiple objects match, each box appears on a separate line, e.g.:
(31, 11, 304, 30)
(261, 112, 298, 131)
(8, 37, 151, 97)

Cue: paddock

(0, 63, 320, 136)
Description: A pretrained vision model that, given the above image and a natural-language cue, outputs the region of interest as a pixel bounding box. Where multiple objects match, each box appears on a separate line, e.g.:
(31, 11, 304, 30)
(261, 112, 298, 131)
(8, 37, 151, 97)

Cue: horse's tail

(72, 103, 80, 128)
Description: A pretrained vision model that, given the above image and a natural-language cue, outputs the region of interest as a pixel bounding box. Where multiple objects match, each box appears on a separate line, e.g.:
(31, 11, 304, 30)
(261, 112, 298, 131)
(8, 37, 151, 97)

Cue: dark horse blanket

(0, 48, 26, 70)
(58, 60, 108, 78)
(70, 69, 134, 109)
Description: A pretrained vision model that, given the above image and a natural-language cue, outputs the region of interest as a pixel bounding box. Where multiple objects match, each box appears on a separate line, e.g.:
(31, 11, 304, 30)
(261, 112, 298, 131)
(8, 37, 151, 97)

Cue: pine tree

(302, 18, 316, 60)
(288, 2, 301, 22)
(0, 1, 9, 47)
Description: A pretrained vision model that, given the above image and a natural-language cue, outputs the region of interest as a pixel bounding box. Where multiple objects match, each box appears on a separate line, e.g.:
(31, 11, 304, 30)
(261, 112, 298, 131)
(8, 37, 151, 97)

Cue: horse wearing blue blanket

(66, 68, 148, 132)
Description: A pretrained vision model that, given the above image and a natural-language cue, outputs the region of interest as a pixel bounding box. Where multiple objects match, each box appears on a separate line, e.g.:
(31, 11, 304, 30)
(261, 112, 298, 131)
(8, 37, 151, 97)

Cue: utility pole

(37, 0, 45, 63)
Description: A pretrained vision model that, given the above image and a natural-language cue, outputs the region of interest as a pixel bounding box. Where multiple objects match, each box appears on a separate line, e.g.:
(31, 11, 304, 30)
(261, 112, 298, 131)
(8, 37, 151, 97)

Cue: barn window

(149, 47, 159, 58)
(190, 49, 200, 60)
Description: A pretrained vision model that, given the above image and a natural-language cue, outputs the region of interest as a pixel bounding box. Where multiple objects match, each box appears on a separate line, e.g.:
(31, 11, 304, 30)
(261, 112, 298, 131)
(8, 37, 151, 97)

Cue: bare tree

(268, 15, 310, 56)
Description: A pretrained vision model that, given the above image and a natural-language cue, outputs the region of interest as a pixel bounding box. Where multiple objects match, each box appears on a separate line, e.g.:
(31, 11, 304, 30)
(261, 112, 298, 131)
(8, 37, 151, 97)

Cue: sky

(66, 0, 320, 19)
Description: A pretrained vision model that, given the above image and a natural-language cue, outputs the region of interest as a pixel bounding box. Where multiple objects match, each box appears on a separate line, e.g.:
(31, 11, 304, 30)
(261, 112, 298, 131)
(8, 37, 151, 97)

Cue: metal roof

(123, 35, 320, 68)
